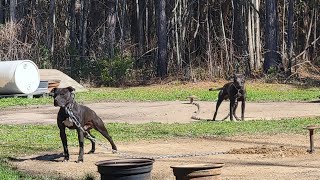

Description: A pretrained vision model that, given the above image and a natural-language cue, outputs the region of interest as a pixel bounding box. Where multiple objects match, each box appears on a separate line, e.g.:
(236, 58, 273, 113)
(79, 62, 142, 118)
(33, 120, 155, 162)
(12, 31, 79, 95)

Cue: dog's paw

(87, 150, 95, 154)
(76, 159, 83, 163)
(112, 149, 118, 154)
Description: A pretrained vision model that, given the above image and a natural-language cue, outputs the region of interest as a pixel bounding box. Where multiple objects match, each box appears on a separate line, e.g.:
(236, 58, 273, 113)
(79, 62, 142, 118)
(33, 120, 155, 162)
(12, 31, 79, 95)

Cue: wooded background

(0, 0, 319, 86)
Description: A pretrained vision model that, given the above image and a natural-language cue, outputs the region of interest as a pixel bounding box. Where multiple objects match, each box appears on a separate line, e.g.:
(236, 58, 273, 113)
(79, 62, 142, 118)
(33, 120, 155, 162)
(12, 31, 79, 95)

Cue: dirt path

(12, 134, 320, 180)
(3, 101, 320, 179)
(0, 101, 319, 124)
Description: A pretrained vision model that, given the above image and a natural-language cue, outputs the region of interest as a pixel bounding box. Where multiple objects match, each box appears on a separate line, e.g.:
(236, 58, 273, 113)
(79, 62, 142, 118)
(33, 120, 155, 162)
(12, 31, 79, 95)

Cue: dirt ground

(2, 101, 320, 179)
(1, 101, 320, 124)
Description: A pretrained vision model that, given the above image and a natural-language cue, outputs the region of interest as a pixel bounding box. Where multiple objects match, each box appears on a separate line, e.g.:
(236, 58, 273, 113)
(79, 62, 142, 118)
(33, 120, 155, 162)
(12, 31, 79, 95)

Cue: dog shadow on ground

(9, 153, 64, 162)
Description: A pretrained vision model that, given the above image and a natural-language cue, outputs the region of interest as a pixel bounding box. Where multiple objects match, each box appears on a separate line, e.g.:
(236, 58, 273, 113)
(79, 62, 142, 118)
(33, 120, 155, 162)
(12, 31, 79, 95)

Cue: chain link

(65, 106, 226, 159)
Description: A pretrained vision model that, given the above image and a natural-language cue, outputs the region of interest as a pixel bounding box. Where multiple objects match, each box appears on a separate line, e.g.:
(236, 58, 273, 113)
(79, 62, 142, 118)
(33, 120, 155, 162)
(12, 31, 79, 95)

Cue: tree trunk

(220, 3, 230, 72)
(248, 6, 254, 70)
(119, 0, 126, 52)
(0, 0, 5, 24)
(17, 0, 27, 20)
(9, 0, 16, 22)
(303, 5, 314, 61)
(313, 1, 318, 61)
(232, 0, 249, 74)
(264, 0, 281, 73)
(155, 0, 167, 78)
(68, 0, 77, 77)
(48, 0, 55, 55)
(106, 0, 116, 58)
(207, 0, 213, 78)
(254, 0, 261, 70)
(136, 0, 145, 67)
(287, 0, 294, 75)
(79, 0, 90, 77)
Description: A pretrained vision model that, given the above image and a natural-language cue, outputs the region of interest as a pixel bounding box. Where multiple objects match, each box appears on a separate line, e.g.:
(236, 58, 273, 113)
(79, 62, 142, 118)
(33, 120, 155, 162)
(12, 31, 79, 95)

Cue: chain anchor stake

(304, 125, 320, 154)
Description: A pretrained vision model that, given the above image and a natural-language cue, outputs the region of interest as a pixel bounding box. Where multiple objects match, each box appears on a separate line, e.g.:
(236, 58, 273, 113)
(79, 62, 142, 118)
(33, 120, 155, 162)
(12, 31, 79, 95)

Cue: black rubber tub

(171, 163, 225, 180)
(95, 158, 155, 180)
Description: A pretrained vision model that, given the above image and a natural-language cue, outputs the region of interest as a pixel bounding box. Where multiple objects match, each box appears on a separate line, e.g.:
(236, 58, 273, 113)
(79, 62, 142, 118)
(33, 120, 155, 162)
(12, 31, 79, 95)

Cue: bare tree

(48, 0, 55, 55)
(106, 0, 116, 58)
(0, 0, 5, 24)
(287, 0, 294, 75)
(79, 0, 90, 78)
(9, 0, 16, 22)
(68, 0, 77, 77)
(264, 0, 281, 73)
(232, 0, 249, 74)
(155, 0, 167, 78)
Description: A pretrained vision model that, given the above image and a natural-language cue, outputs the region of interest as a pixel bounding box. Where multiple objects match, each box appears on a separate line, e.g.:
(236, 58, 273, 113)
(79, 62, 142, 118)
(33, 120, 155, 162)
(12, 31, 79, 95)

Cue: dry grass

(0, 22, 32, 61)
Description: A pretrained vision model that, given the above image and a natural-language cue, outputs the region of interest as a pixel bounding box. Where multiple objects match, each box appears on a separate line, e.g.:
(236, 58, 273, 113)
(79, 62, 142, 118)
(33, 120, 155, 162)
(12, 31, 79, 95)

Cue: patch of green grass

(0, 159, 57, 179)
(77, 82, 320, 102)
(0, 125, 78, 157)
(0, 97, 51, 108)
(108, 117, 320, 140)
(1, 82, 320, 109)
(245, 83, 320, 102)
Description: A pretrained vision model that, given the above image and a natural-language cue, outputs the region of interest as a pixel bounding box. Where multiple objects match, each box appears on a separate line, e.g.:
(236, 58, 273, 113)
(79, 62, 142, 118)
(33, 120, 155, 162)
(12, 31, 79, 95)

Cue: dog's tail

(209, 87, 223, 91)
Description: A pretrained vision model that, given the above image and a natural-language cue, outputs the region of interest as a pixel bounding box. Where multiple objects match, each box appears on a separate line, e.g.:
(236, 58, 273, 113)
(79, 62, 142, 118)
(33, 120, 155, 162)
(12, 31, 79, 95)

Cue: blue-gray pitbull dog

(51, 86, 117, 162)
(209, 74, 246, 121)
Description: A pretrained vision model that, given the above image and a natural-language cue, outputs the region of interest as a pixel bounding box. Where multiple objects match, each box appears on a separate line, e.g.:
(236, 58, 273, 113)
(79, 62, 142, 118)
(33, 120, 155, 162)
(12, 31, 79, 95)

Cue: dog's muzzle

(54, 99, 67, 107)
(54, 100, 59, 107)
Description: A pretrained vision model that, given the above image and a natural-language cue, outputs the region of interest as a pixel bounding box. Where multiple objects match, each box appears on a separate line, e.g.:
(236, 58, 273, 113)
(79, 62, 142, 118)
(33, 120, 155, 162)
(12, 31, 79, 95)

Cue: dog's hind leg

(221, 100, 239, 121)
(85, 130, 96, 154)
(94, 120, 117, 152)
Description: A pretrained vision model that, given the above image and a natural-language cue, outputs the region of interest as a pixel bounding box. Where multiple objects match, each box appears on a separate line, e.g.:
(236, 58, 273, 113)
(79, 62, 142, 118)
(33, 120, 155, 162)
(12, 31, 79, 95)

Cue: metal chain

(116, 151, 226, 159)
(65, 107, 116, 151)
(65, 106, 226, 159)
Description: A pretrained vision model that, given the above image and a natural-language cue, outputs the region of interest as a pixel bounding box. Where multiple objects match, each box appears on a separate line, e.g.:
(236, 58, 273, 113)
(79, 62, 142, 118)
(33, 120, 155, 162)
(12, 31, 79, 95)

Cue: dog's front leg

(59, 128, 69, 161)
(229, 99, 236, 121)
(232, 101, 241, 121)
(77, 129, 85, 163)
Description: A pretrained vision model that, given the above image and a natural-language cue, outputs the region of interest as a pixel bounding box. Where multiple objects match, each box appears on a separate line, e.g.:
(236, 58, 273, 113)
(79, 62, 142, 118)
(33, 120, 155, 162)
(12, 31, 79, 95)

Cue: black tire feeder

(95, 158, 154, 180)
(171, 163, 224, 180)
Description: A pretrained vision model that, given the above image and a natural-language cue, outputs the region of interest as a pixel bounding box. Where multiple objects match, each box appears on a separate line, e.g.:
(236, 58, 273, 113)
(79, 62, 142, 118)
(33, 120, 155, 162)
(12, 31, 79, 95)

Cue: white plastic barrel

(0, 60, 40, 94)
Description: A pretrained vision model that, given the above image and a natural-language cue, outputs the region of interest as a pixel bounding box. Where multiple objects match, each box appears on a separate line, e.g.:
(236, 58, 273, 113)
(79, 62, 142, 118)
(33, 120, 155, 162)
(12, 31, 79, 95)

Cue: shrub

(99, 55, 133, 86)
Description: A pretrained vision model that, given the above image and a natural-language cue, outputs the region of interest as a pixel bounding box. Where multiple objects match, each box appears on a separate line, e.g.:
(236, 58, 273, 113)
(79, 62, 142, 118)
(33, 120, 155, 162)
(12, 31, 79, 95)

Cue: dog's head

(233, 74, 245, 88)
(50, 86, 75, 107)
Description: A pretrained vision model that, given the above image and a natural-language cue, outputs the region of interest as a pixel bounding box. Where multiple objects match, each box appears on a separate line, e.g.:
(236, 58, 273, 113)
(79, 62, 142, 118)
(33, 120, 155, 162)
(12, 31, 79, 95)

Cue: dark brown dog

(51, 86, 117, 162)
(209, 74, 246, 121)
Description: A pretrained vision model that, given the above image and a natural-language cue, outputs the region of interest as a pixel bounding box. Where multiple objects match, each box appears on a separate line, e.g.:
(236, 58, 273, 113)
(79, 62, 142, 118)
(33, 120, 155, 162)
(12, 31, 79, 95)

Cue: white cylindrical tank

(0, 60, 40, 94)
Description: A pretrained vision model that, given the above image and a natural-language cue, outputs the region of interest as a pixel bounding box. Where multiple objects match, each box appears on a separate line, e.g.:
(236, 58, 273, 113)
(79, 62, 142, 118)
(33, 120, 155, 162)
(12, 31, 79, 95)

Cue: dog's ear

(49, 88, 57, 97)
(50, 88, 57, 93)
(67, 86, 75, 93)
